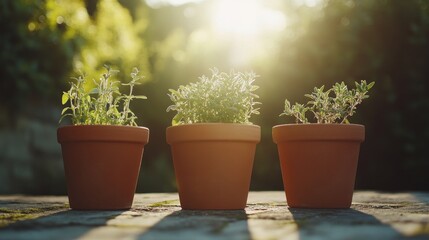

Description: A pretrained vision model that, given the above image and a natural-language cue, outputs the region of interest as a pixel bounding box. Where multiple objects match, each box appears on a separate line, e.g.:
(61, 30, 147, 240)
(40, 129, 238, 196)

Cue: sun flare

(211, 0, 286, 37)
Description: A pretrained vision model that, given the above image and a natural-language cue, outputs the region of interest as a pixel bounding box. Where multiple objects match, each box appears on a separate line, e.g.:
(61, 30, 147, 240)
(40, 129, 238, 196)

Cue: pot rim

(166, 123, 260, 144)
(272, 123, 364, 143)
(57, 125, 149, 144)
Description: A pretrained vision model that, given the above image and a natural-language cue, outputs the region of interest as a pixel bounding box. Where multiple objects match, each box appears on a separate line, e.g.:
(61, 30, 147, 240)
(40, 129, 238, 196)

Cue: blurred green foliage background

(1, 0, 428, 194)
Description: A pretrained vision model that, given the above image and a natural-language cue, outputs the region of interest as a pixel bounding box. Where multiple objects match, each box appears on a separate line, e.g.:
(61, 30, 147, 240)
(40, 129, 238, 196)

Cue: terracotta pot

(272, 124, 364, 208)
(166, 123, 260, 210)
(57, 125, 149, 210)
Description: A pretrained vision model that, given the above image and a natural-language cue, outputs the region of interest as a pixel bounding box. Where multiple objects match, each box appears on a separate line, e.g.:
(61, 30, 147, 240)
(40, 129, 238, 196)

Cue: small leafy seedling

(167, 68, 260, 125)
(60, 65, 147, 126)
(280, 80, 374, 124)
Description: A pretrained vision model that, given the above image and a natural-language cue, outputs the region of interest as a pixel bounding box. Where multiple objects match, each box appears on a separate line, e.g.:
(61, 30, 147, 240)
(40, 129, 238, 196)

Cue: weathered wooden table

(0, 191, 428, 239)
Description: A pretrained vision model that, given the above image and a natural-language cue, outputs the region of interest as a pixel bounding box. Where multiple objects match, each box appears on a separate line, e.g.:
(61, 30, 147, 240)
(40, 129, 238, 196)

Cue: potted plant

(166, 68, 261, 210)
(273, 80, 374, 208)
(57, 66, 149, 210)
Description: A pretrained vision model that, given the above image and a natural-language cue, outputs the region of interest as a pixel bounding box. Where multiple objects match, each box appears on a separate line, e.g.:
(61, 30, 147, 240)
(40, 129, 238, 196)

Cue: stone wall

(0, 102, 66, 195)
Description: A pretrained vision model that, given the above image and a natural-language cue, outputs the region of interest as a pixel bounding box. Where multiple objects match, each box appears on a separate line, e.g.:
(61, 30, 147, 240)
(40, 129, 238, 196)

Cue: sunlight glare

(304, 0, 321, 7)
(292, 0, 323, 7)
(211, 0, 286, 37)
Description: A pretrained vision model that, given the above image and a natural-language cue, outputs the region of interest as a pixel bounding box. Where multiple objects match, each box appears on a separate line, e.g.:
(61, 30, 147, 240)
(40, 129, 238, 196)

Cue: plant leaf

(61, 107, 69, 115)
(133, 96, 148, 99)
(62, 92, 69, 105)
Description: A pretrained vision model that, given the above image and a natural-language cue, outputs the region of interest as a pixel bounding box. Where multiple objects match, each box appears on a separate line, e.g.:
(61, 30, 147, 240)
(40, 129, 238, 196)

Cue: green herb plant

(281, 80, 375, 124)
(60, 66, 147, 126)
(167, 68, 260, 125)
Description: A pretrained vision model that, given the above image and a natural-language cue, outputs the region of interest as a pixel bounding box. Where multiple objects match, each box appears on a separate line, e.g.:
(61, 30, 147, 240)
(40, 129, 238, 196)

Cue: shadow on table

(289, 207, 404, 239)
(0, 209, 125, 240)
(138, 209, 250, 240)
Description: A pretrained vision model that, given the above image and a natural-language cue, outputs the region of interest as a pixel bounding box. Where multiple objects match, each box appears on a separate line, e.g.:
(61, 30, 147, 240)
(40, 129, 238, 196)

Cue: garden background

(1, 0, 428, 194)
